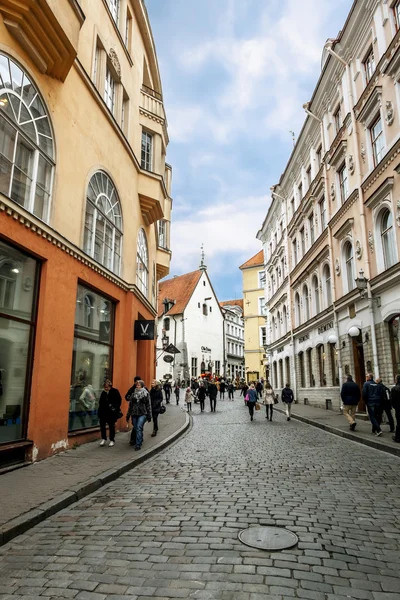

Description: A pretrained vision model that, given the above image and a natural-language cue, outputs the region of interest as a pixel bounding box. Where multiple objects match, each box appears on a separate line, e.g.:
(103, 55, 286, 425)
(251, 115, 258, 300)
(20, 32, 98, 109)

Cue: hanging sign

(134, 320, 155, 340)
(163, 355, 174, 363)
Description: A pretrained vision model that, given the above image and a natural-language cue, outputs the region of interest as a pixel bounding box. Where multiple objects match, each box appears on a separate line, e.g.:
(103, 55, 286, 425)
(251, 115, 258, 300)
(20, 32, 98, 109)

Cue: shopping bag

(255, 402, 261, 411)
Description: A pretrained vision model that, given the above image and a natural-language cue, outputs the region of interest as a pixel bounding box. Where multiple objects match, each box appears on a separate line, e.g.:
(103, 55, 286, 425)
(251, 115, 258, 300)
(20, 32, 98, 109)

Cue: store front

(0, 239, 39, 462)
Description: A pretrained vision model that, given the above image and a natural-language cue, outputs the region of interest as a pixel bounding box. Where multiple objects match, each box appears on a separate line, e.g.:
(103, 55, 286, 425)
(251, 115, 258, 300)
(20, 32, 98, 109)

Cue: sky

(146, 0, 353, 301)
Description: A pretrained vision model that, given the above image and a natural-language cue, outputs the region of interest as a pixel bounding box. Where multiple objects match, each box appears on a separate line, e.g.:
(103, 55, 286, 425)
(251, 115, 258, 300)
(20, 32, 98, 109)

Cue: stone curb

(0, 412, 191, 547)
(275, 407, 400, 458)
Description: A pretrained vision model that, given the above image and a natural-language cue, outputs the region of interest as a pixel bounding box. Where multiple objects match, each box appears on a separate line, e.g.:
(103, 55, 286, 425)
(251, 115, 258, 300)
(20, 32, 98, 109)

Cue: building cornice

(290, 243, 330, 288)
(361, 135, 400, 192)
(289, 231, 329, 282)
(328, 189, 359, 230)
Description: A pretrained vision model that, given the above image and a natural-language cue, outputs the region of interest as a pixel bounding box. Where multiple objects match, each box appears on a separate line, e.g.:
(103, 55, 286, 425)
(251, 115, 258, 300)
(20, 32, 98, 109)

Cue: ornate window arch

(84, 171, 122, 274)
(312, 275, 320, 315)
(322, 263, 332, 307)
(136, 228, 149, 296)
(294, 292, 301, 327)
(303, 284, 310, 321)
(343, 241, 355, 292)
(380, 208, 397, 270)
(282, 305, 287, 335)
(0, 53, 55, 221)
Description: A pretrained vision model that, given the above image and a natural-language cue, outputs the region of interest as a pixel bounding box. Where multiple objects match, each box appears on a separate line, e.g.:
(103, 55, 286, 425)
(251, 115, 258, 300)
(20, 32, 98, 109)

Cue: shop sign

(298, 334, 310, 343)
(277, 346, 284, 353)
(165, 343, 180, 354)
(134, 320, 155, 340)
(163, 355, 174, 363)
(201, 346, 211, 352)
(317, 321, 334, 334)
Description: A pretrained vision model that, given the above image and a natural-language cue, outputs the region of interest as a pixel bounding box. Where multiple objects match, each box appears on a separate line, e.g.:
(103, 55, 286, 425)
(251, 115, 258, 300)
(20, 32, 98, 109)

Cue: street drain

(238, 527, 298, 551)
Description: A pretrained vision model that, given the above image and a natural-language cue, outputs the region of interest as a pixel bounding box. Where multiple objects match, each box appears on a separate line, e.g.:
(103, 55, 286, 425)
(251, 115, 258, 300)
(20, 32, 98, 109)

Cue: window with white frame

(300, 227, 305, 256)
(290, 197, 295, 218)
(141, 130, 153, 171)
(306, 166, 312, 188)
(292, 239, 298, 265)
(158, 219, 168, 249)
(364, 48, 375, 85)
(125, 7, 132, 50)
(316, 145, 322, 170)
(308, 214, 314, 245)
(295, 292, 301, 327)
(191, 357, 198, 378)
(339, 163, 349, 203)
(344, 242, 355, 292)
(282, 305, 287, 335)
(260, 326, 267, 347)
(258, 269, 266, 288)
(319, 197, 327, 231)
(258, 297, 266, 315)
(84, 171, 122, 274)
(323, 264, 332, 307)
(334, 105, 342, 134)
(104, 67, 116, 114)
(303, 285, 310, 321)
(136, 228, 149, 296)
(370, 116, 384, 166)
(108, 0, 120, 24)
(0, 54, 54, 222)
(380, 209, 396, 269)
(121, 91, 129, 135)
(394, 0, 400, 30)
(298, 182, 303, 201)
(312, 275, 320, 315)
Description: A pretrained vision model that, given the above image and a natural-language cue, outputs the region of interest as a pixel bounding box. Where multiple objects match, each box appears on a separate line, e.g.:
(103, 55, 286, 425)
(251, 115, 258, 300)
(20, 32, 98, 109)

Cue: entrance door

(352, 335, 366, 411)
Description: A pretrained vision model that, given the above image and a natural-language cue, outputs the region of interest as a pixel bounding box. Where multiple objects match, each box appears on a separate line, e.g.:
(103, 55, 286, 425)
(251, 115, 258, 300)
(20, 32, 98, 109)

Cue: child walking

(185, 387, 194, 411)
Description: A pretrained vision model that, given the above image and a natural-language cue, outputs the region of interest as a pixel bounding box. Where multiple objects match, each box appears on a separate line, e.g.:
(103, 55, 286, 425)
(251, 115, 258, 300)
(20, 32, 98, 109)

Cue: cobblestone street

(1, 394, 400, 600)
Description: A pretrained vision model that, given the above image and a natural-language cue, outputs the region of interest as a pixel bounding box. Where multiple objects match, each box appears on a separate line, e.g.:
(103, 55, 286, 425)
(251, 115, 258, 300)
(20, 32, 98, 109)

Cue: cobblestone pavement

(1, 393, 400, 600)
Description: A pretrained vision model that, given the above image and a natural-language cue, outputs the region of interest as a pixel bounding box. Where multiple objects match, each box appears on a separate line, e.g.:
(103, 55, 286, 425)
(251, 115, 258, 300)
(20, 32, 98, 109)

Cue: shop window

(83, 171, 122, 275)
(285, 356, 291, 386)
(317, 344, 326, 387)
(329, 343, 339, 386)
(307, 348, 314, 387)
(0, 53, 54, 222)
(0, 239, 39, 443)
(136, 228, 149, 297)
(69, 284, 115, 432)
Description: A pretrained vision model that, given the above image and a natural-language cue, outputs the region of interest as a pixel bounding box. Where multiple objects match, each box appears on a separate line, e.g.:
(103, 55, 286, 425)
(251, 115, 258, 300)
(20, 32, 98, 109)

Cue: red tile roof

(239, 250, 264, 269)
(219, 299, 244, 309)
(158, 270, 202, 317)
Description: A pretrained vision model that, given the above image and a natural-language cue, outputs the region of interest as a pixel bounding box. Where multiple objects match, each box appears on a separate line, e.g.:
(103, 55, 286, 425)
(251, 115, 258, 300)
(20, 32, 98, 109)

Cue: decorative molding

(333, 217, 354, 240)
(368, 230, 374, 252)
(335, 258, 341, 276)
(355, 240, 363, 259)
(328, 189, 359, 229)
(385, 100, 395, 126)
(361, 137, 400, 192)
(364, 177, 394, 208)
(348, 154, 355, 175)
(360, 143, 366, 163)
(108, 48, 121, 80)
(356, 85, 382, 128)
(330, 183, 336, 202)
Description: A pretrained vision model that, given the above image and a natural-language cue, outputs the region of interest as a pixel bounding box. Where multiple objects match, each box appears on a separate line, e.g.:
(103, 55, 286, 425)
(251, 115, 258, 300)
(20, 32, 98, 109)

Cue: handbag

(274, 394, 279, 405)
(255, 402, 261, 411)
(245, 393, 249, 402)
(159, 405, 166, 414)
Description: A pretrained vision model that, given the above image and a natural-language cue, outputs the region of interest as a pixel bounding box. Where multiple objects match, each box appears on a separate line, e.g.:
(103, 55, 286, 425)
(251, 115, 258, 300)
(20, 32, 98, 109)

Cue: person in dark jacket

(228, 382, 234, 400)
(340, 375, 360, 431)
(246, 383, 258, 421)
(208, 379, 218, 412)
(391, 375, 400, 442)
(362, 373, 383, 436)
(376, 377, 395, 433)
(163, 380, 171, 404)
(125, 376, 145, 446)
(281, 383, 294, 421)
(197, 382, 207, 412)
(256, 381, 263, 399)
(98, 379, 122, 447)
(126, 380, 151, 450)
(150, 380, 163, 437)
(174, 382, 180, 405)
(241, 383, 249, 403)
(219, 380, 226, 399)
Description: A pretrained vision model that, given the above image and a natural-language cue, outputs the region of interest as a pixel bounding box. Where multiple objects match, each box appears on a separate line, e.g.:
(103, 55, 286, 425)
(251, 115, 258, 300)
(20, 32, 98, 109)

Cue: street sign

(163, 355, 174, 363)
(164, 343, 180, 354)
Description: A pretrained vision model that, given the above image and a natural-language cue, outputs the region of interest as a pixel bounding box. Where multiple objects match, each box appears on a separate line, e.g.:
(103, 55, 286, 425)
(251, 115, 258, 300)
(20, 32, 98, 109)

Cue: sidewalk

(275, 402, 400, 457)
(0, 404, 189, 546)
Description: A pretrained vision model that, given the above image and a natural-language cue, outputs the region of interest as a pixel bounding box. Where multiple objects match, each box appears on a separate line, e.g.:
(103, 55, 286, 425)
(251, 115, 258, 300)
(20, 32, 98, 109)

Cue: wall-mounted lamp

(355, 269, 368, 299)
(327, 333, 338, 345)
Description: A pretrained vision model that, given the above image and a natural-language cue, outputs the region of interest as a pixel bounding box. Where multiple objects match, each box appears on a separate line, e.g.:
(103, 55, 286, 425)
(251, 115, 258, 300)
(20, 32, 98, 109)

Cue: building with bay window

(257, 0, 400, 409)
(0, 0, 172, 465)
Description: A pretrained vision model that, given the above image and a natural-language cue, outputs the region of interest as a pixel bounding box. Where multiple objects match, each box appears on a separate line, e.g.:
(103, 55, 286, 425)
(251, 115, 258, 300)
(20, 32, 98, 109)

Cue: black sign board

(99, 322, 111, 343)
(134, 320, 155, 340)
(163, 355, 174, 363)
(164, 343, 180, 354)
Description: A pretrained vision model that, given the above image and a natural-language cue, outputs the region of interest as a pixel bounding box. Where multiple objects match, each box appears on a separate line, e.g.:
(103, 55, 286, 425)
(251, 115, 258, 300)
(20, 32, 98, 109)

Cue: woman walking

(264, 382, 275, 421)
(174, 381, 180, 405)
(241, 382, 249, 404)
(197, 382, 206, 412)
(185, 387, 194, 411)
(246, 383, 258, 421)
(126, 380, 151, 450)
(150, 380, 163, 437)
(98, 379, 122, 447)
(228, 381, 234, 400)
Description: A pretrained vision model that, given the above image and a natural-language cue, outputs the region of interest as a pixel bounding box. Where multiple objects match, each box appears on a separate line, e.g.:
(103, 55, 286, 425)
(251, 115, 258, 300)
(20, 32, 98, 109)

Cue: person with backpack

(256, 380, 263, 399)
(241, 382, 249, 404)
(340, 375, 360, 431)
(281, 383, 294, 421)
(391, 375, 400, 442)
(376, 377, 395, 433)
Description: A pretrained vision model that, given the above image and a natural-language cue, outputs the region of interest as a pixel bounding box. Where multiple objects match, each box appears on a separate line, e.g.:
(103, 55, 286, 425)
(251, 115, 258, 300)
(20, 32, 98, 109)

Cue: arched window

(381, 209, 396, 269)
(136, 228, 149, 296)
(323, 264, 332, 307)
(0, 261, 18, 309)
(84, 294, 94, 329)
(282, 305, 287, 335)
(303, 285, 310, 321)
(84, 171, 122, 274)
(312, 276, 320, 315)
(0, 53, 54, 221)
(277, 311, 281, 339)
(295, 292, 301, 327)
(271, 316, 276, 342)
(344, 242, 355, 291)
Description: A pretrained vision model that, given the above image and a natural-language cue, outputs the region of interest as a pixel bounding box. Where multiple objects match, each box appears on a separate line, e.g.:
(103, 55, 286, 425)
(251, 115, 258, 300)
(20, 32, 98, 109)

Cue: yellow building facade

(240, 251, 266, 382)
(0, 0, 172, 465)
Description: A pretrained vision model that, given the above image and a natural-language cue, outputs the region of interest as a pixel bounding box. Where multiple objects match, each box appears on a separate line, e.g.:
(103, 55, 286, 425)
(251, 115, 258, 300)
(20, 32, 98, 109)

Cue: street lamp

(355, 269, 368, 299)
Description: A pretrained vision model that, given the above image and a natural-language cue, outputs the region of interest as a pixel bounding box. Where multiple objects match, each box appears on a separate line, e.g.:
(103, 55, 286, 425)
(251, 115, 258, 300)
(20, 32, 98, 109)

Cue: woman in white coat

(263, 382, 275, 421)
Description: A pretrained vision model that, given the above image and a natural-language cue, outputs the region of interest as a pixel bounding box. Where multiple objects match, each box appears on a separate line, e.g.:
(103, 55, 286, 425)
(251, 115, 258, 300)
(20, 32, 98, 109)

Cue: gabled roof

(220, 299, 244, 309)
(158, 270, 202, 317)
(239, 250, 264, 270)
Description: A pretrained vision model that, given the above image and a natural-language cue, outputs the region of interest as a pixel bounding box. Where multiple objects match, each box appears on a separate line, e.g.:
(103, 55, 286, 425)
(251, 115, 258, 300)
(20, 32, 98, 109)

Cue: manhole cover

(238, 527, 298, 551)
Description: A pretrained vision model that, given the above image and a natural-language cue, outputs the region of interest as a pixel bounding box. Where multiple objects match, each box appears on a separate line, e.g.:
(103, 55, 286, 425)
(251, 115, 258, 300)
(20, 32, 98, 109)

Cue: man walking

(340, 375, 360, 431)
(391, 375, 400, 443)
(208, 379, 218, 412)
(163, 380, 171, 404)
(376, 377, 395, 433)
(256, 380, 263, 399)
(281, 383, 294, 421)
(362, 373, 383, 436)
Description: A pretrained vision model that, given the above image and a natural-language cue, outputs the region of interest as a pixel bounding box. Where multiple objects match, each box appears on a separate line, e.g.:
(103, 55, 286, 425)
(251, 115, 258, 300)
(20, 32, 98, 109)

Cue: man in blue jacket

(362, 373, 383, 436)
(340, 375, 360, 431)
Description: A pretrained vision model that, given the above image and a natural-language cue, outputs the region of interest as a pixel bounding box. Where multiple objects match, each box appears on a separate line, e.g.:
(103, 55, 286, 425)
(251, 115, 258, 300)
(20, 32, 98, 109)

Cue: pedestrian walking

(98, 379, 122, 447)
(174, 382, 180, 405)
(263, 382, 275, 421)
(219, 380, 226, 400)
(150, 380, 163, 437)
(228, 381, 234, 400)
(163, 380, 171, 404)
(185, 387, 194, 411)
(126, 379, 151, 450)
(362, 373, 383, 436)
(376, 377, 395, 433)
(340, 375, 360, 431)
(125, 376, 147, 446)
(256, 380, 263, 399)
(241, 382, 249, 404)
(281, 383, 294, 421)
(391, 375, 400, 443)
(246, 383, 258, 421)
(208, 379, 218, 412)
(197, 382, 206, 412)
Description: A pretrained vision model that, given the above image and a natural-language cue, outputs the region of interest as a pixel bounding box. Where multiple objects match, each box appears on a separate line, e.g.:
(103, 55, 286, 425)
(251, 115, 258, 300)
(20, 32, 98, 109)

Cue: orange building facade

(0, 0, 172, 466)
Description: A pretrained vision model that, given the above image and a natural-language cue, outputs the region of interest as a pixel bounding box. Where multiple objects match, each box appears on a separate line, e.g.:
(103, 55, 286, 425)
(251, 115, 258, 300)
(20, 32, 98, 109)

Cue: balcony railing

(142, 84, 162, 101)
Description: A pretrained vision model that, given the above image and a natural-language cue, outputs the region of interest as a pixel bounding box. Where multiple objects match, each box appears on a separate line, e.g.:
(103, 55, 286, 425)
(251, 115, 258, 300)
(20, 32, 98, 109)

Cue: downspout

(172, 315, 177, 380)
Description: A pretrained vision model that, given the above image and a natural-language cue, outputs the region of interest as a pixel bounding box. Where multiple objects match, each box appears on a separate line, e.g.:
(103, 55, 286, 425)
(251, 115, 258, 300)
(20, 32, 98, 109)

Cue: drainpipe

(172, 315, 177, 380)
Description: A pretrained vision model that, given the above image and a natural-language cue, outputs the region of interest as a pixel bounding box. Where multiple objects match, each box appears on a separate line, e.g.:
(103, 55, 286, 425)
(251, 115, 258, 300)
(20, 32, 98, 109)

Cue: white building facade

(220, 301, 245, 380)
(156, 265, 225, 382)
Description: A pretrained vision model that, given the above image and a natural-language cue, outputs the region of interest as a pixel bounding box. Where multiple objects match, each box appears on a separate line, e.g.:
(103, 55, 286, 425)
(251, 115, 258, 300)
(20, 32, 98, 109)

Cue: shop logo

(134, 320, 155, 340)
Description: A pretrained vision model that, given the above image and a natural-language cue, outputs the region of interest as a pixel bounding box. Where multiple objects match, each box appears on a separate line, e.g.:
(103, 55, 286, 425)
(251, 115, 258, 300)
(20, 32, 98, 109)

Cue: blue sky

(146, 0, 353, 301)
